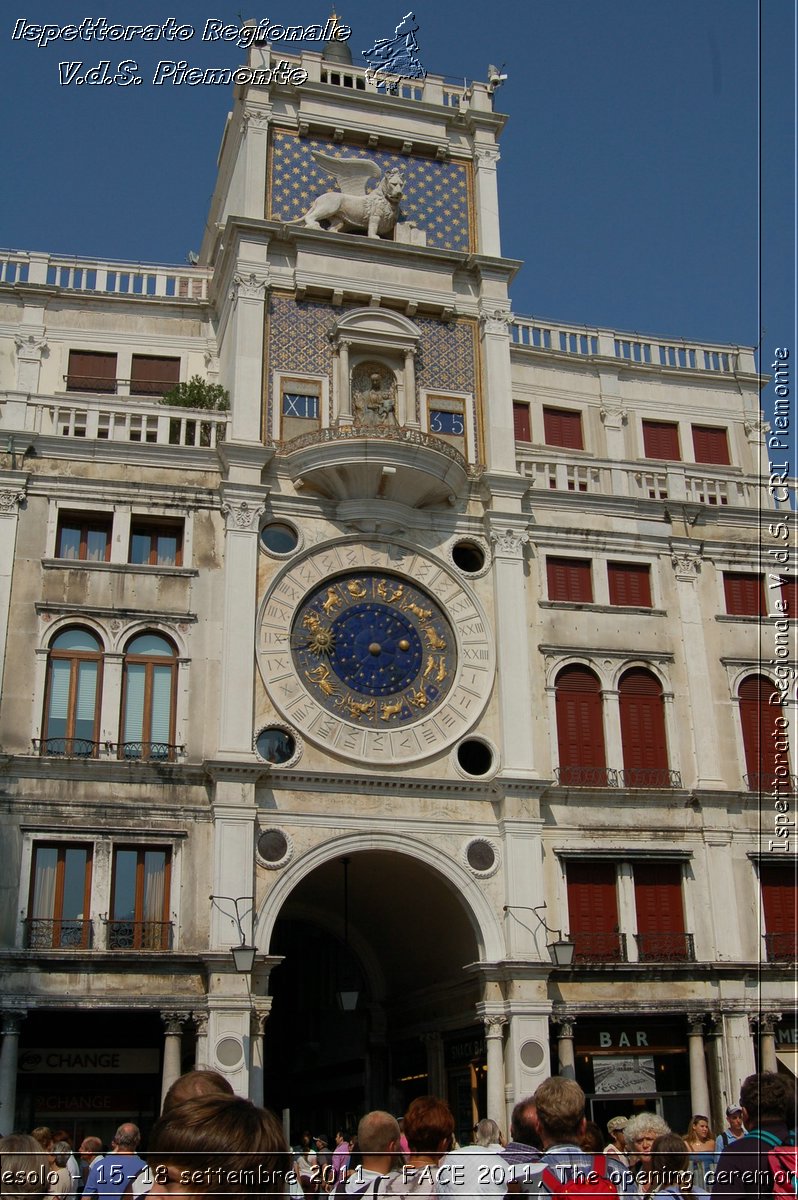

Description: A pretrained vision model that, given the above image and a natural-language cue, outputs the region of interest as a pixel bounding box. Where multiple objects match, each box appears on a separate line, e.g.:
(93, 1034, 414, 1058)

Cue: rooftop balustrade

(0, 249, 211, 301)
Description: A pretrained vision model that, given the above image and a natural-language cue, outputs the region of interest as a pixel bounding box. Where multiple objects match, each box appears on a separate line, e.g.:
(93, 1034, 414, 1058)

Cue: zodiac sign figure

(306, 663, 338, 697)
(423, 626, 446, 650)
(346, 579, 367, 599)
(408, 687, 429, 708)
(380, 698, 404, 721)
(424, 654, 447, 683)
(377, 579, 404, 603)
(403, 601, 432, 620)
(322, 587, 342, 615)
(339, 697, 376, 720)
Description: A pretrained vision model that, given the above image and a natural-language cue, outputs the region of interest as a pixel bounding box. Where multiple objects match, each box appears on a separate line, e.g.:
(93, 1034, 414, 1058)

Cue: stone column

(249, 1008, 270, 1107)
(602, 689, 624, 777)
(479, 307, 516, 472)
(723, 1013, 756, 1099)
(758, 1012, 781, 1074)
(226, 269, 270, 443)
(160, 1012, 186, 1110)
(670, 550, 723, 786)
(0, 1011, 25, 1136)
(616, 862, 638, 962)
(217, 489, 268, 757)
(483, 1017, 507, 1125)
(473, 147, 502, 257)
(422, 1032, 445, 1098)
(193, 1011, 209, 1070)
(554, 1017, 576, 1080)
(687, 1015, 711, 1117)
(241, 107, 272, 218)
(0, 484, 27, 704)
(489, 528, 537, 778)
(403, 348, 418, 427)
(337, 340, 352, 424)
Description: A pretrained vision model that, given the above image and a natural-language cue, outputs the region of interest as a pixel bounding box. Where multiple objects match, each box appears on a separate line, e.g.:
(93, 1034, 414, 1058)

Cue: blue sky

(2, 1, 794, 367)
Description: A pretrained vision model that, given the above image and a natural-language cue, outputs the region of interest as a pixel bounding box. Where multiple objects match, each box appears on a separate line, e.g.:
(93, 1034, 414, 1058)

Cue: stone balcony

(280, 423, 473, 509)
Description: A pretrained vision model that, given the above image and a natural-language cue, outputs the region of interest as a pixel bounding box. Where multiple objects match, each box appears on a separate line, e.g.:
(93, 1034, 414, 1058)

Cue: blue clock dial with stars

(290, 571, 455, 726)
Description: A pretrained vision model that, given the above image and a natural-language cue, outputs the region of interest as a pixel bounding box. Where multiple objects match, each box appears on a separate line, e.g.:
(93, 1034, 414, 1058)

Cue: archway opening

(263, 850, 485, 1144)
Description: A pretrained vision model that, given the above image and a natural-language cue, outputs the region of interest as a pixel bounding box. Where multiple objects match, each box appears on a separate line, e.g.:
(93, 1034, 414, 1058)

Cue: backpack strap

(721, 1131, 730, 1148)
(749, 1129, 784, 1148)
(539, 1166, 564, 1194)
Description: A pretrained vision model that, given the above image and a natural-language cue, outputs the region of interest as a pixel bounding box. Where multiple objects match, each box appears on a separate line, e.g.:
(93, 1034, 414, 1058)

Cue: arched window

(555, 665, 607, 786)
(738, 675, 788, 790)
(43, 627, 102, 756)
(618, 668, 671, 787)
(120, 633, 177, 760)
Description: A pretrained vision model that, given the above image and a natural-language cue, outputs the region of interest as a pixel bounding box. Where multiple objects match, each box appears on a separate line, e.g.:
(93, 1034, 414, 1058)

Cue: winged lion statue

(294, 152, 405, 239)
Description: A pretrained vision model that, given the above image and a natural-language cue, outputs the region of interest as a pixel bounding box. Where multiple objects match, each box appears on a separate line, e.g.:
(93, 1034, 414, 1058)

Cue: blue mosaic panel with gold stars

(269, 130, 473, 253)
(290, 570, 455, 727)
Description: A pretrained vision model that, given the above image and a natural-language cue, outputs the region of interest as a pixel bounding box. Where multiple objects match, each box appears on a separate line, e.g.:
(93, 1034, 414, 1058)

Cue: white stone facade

(0, 43, 794, 1143)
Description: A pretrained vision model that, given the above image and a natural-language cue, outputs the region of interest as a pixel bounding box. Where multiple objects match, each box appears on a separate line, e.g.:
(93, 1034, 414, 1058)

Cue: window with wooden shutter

(130, 355, 180, 397)
(608, 563, 652, 607)
(738, 674, 787, 789)
(618, 668, 670, 787)
(642, 420, 680, 460)
(760, 861, 797, 961)
(567, 862, 620, 961)
(546, 558, 593, 603)
(780, 576, 797, 619)
(723, 572, 765, 617)
(692, 424, 730, 465)
(633, 861, 688, 960)
(555, 666, 607, 786)
(27, 843, 93, 949)
(513, 401, 531, 442)
(66, 350, 117, 394)
(543, 406, 583, 450)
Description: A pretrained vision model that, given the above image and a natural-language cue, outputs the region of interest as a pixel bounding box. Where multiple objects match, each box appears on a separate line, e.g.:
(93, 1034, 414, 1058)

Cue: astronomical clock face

(258, 541, 494, 765)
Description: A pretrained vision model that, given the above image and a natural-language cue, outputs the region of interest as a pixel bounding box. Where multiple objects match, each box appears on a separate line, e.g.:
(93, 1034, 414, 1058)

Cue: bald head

(357, 1112, 401, 1155)
(112, 1124, 140, 1151)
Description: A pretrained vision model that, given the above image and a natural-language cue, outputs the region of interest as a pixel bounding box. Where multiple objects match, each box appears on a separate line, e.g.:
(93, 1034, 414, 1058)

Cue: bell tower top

(322, 11, 353, 65)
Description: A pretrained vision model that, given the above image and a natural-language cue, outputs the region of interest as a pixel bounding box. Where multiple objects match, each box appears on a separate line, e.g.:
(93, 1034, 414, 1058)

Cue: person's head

(472, 1119, 502, 1148)
(580, 1123, 603, 1153)
(402, 1096, 455, 1156)
(0, 1135, 51, 1200)
(51, 1134, 72, 1150)
(112, 1125, 140, 1153)
(77, 1138, 103, 1162)
(686, 1114, 712, 1142)
(739, 1072, 794, 1130)
(147, 1095, 288, 1199)
(163, 1070, 234, 1114)
(314, 1136, 328, 1152)
(725, 1104, 745, 1136)
(533, 1078, 586, 1145)
(606, 1116, 628, 1148)
(356, 1112, 401, 1156)
(650, 1134, 691, 1190)
(509, 1098, 540, 1149)
(29, 1130, 52, 1154)
(623, 1113, 670, 1164)
(334, 1131, 348, 1147)
(50, 1143, 71, 1170)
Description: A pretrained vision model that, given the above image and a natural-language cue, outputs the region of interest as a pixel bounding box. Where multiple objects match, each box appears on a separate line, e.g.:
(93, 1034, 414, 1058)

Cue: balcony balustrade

(34, 739, 185, 762)
(24, 918, 93, 950)
(553, 766, 682, 789)
(0, 249, 210, 300)
(745, 772, 798, 794)
(105, 920, 173, 951)
(570, 931, 627, 963)
(635, 932, 695, 962)
(15, 394, 227, 449)
(518, 454, 758, 509)
(763, 932, 797, 962)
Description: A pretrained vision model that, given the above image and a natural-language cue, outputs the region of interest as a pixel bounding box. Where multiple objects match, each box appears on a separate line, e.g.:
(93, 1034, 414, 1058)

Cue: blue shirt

(83, 1154, 147, 1199)
(522, 1146, 639, 1196)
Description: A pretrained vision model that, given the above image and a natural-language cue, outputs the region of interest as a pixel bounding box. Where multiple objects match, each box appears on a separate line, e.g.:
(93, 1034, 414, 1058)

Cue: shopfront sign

(594, 1056, 657, 1094)
(576, 1021, 684, 1053)
(19, 1048, 159, 1074)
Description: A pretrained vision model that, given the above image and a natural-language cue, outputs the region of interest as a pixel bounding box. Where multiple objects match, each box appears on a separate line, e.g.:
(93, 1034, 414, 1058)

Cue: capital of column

(242, 107, 271, 130)
(479, 306, 515, 336)
(192, 1011, 209, 1037)
(552, 1016, 575, 1041)
(599, 405, 628, 428)
(758, 1011, 782, 1035)
(687, 1014, 706, 1037)
(221, 497, 265, 532)
(489, 527, 530, 560)
(161, 1011, 188, 1036)
(250, 1007, 271, 1037)
(1, 1010, 26, 1036)
(0, 489, 26, 515)
(14, 333, 48, 361)
(474, 148, 501, 169)
(482, 1015, 508, 1039)
(229, 270, 270, 304)
(671, 550, 702, 580)
(743, 416, 768, 442)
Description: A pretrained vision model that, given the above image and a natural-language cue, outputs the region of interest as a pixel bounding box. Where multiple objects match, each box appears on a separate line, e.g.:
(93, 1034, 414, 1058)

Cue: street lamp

(210, 895, 257, 973)
(503, 903, 576, 967)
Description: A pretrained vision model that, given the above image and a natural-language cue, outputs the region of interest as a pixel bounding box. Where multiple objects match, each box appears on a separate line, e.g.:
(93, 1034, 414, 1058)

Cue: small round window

(260, 522, 300, 556)
(257, 829, 289, 864)
(451, 540, 486, 574)
(456, 738, 495, 777)
(466, 839, 496, 872)
(255, 726, 297, 765)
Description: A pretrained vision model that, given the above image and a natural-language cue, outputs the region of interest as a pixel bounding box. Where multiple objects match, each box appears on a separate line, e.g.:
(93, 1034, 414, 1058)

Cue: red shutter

(608, 563, 652, 607)
(567, 861, 619, 960)
(66, 350, 117, 393)
(619, 669, 669, 784)
(130, 355, 180, 396)
(738, 675, 785, 786)
(543, 407, 584, 450)
(760, 862, 797, 960)
(781, 576, 798, 619)
(555, 666, 606, 785)
(724, 573, 765, 616)
(547, 558, 593, 603)
(634, 862, 686, 961)
(512, 402, 531, 442)
(692, 425, 730, 465)
(642, 420, 681, 460)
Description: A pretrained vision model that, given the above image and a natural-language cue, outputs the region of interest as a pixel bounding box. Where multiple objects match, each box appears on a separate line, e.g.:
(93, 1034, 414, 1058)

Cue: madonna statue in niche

(352, 362, 398, 427)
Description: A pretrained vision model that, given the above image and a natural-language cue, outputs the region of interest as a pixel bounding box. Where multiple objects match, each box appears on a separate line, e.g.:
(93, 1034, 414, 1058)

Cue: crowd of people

(0, 1070, 794, 1199)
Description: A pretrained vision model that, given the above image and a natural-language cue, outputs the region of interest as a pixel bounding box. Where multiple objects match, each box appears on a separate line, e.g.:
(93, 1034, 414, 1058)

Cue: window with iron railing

(27, 844, 93, 949)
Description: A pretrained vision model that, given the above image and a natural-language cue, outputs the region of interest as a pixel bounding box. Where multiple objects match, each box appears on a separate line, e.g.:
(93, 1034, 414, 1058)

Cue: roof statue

(295, 152, 405, 239)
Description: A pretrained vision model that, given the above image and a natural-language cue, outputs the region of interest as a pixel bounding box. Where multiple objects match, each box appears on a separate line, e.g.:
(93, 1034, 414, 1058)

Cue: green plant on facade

(160, 375, 230, 411)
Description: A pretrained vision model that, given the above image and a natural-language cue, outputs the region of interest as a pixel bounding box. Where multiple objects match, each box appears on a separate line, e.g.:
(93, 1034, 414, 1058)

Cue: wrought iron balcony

(553, 765, 681, 789)
(764, 932, 797, 962)
(570, 931, 627, 963)
(25, 918, 93, 950)
(635, 932, 695, 962)
(745, 772, 798, 794)
(34, 737, 99, 758)
(111, 741, 184, 762)
(105, 920, 173, 951)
